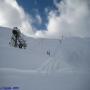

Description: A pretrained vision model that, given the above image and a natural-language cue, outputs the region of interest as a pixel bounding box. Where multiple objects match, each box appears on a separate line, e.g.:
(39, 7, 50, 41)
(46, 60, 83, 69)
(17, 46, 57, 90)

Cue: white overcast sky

(0, 0, 90, 38)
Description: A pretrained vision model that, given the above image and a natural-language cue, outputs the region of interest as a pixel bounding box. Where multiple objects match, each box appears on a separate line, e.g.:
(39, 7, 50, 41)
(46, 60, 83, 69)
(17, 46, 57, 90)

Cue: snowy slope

(0, 27, 90, 90)
(38, 37, 90, 72)
(0, 27, 90, 72)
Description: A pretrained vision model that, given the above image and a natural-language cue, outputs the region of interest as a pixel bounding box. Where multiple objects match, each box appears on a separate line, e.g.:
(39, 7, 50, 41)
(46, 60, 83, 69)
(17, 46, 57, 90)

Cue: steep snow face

(0, 27, 90, 72)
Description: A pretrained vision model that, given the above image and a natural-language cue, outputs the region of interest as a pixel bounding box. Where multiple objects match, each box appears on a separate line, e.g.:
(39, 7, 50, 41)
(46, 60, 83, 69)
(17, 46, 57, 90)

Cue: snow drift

(0, 27, 90, 90)
(0, 27, 90, 72)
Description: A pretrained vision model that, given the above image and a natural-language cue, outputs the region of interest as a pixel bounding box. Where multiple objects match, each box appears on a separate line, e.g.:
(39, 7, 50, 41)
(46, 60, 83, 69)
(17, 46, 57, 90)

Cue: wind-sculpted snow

(0, 27, 90, 72)
(0, 27, 90, 90)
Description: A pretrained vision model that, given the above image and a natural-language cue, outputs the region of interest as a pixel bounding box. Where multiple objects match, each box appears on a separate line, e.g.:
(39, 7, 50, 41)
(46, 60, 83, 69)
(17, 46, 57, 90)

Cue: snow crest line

(0, 68, 38, 73)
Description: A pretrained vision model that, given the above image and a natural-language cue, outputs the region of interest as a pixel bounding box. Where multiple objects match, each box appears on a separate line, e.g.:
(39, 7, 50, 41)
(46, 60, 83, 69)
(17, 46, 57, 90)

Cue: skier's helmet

(12, 27, 20, 37)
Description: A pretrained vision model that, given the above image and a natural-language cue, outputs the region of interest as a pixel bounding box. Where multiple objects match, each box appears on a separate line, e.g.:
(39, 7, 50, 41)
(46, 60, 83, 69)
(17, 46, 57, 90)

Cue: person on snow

(10, 27, 27, 49)
(12, 27, 21, 47)
(47, 50, 50, 56)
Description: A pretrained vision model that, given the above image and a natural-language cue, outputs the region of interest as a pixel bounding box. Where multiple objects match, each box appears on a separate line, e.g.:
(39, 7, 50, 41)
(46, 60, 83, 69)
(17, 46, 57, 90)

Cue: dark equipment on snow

(9, 27, 27, 49)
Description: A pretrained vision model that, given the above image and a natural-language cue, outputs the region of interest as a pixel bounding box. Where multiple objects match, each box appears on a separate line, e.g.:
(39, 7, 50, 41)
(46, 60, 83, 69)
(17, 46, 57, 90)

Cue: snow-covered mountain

(0, 27, 90, 72)
(0, 27, 90, 90)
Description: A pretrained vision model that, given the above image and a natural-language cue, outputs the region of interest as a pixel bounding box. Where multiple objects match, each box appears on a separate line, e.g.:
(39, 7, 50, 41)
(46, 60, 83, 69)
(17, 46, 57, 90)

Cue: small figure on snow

(47, 50, 51, 56)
